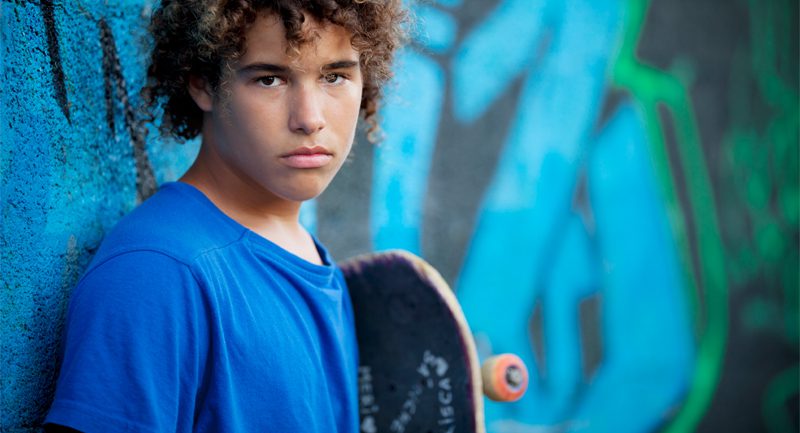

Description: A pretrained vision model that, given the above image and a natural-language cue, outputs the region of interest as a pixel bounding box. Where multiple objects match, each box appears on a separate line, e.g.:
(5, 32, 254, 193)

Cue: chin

(260, 171, 334, 202)
(276, 183, 330, 203)
(285, 191, 324, 203)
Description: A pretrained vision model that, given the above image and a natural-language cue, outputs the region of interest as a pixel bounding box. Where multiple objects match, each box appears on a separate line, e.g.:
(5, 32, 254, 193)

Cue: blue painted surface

(452, 0, 546, 123)
(2, 3, 198, 430)
(574, 101, 693, 433)
(372, 49, 445, 253)
(413, 5, 458, 54)
(374, 0, 695, 431)
(300, 199, 318, 235)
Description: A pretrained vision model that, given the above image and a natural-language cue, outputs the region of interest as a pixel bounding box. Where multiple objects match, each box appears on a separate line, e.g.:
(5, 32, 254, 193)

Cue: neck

(181, 143, 322, 265)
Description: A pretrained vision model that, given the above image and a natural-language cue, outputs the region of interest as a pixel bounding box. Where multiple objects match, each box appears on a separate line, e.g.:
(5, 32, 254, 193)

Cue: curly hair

(142, 0, 408, 142)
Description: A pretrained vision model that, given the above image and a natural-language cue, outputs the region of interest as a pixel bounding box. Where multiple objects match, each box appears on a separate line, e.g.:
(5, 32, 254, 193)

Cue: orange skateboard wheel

(481, 354, 529, 402)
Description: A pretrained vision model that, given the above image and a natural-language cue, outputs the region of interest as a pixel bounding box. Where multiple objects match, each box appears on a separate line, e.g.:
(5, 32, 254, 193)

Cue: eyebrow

(237, 60, 359, 75)
(237, 63, 289, 75)
(321, 60, 359, 71)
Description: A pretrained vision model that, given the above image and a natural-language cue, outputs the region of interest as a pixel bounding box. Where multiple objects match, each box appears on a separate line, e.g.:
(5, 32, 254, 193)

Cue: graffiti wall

(1, 1, 200, 430)
(1, 1, 797, 432)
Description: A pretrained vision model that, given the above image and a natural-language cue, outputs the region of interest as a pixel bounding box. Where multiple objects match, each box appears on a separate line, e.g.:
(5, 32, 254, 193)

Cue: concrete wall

(2, 0, 797, 432)
(1, 2, 199, 430)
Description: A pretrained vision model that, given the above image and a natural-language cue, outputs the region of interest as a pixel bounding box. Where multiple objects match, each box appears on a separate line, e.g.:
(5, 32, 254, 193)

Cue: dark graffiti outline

(39, 0, 70, 123)
(99, 18, 157, 202)
(23, 1, 158, 201)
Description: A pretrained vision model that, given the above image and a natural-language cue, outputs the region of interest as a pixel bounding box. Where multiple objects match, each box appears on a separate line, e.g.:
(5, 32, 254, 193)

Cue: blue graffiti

(370, 2, 456, 252)
(1, 3, 198, 427)
(372, 49, 446, 252)
(375, 1, 695, 432)
(452, 0, 547, 123)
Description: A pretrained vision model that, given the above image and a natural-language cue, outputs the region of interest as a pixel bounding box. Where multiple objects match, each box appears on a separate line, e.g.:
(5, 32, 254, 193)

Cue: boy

(45, 1, 406, 431)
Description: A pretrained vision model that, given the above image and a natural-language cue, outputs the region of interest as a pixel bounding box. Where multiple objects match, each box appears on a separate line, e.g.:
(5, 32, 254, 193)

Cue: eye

(256, 76, 284, 87)
(323, 73, 346, 85)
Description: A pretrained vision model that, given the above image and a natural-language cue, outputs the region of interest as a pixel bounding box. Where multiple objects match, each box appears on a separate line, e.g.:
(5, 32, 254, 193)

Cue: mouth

(280, 146, 334, 169)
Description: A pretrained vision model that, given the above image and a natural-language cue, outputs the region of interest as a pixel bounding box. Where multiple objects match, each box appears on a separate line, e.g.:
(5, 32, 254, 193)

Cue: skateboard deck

(341, 250, 527, 433)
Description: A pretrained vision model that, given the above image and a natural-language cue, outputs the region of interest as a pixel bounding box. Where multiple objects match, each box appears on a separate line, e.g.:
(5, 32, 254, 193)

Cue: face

(190, 13, 363, 203)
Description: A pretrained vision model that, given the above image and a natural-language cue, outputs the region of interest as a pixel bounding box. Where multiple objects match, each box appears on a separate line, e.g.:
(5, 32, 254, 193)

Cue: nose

(288, 84, 326, 135)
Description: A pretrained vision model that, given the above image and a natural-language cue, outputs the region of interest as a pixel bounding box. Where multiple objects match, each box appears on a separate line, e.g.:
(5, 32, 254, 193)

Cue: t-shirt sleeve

(45, 250, 208, 433)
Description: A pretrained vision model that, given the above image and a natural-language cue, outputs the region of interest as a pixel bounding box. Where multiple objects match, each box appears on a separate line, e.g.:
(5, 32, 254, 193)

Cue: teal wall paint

(1, 2, 199, 429)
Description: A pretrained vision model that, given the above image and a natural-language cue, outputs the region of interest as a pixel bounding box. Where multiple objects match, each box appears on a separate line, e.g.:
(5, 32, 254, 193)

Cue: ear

(187, 75, 214, 112)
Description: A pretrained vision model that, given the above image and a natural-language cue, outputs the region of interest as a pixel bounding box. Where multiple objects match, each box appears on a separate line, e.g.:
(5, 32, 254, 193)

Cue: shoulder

(89, 182, 246, 269)
(70, 249, 199, 317)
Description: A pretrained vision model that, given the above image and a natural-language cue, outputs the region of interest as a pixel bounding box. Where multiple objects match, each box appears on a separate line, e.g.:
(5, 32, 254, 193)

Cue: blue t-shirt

(45, 182, 358, 433)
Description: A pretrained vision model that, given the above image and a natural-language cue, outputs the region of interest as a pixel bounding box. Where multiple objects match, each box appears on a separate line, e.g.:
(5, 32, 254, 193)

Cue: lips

(280, 146, 334, 169)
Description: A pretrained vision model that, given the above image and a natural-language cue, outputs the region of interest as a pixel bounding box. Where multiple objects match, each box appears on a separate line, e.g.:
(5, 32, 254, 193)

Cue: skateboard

(340, 250, 528, 433)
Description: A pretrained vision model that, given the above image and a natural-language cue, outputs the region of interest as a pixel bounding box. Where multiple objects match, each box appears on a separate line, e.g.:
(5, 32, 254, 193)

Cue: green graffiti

(613, 0, 798, 430)
(762, 365, 799, 433)
(726, 0, 799, 343)
(729, 0, 800, 428)
(612, 0, 730, 432)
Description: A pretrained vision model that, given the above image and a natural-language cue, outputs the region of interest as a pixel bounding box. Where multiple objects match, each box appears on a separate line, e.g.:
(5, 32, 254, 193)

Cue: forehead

(238, 13, 359, 68)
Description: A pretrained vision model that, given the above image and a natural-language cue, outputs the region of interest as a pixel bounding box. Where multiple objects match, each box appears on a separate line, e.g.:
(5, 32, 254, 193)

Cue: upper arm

(45, 251, 207, 433)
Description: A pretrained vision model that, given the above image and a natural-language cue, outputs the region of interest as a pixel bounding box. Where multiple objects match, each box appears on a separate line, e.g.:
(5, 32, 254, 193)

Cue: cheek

(334, 89, 363, 130)
(222, 100, 282, 145)
(213, 114, 274, 166)
(233, 99, 276, 130)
